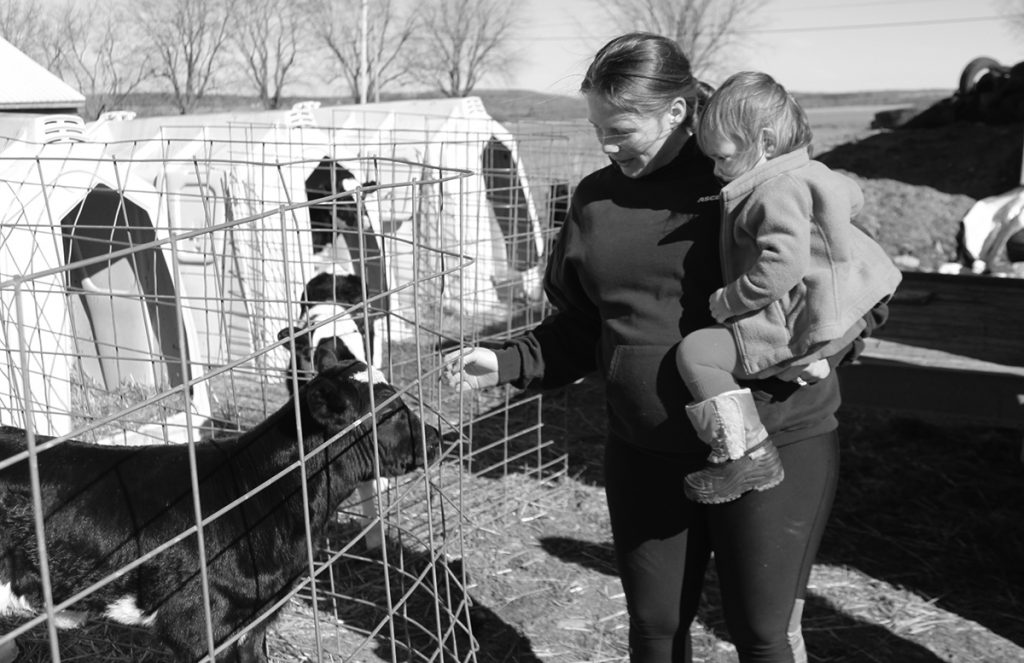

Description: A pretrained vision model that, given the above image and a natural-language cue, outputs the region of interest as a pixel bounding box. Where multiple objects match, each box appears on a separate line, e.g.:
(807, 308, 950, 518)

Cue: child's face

(702, 135, 766, 182)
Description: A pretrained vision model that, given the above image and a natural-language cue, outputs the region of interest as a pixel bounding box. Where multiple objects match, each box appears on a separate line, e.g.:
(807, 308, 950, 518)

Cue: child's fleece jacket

(714, 147, 902, 377)
(487, 138, 889, 455)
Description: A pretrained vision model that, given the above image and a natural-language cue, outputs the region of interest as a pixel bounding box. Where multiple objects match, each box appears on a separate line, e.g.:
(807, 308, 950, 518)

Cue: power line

(775, 0, 969, 11)
(750, 13, 1023, 33)
(525, 0, 983, 31)
(504, 12, 1022, 41)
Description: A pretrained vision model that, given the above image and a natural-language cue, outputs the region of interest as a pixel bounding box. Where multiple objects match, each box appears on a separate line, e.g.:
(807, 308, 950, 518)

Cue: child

(676, 71, 902, 504)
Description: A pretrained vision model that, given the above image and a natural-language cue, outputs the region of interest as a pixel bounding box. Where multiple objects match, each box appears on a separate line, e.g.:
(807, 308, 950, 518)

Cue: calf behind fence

(0, 359, 440, 662)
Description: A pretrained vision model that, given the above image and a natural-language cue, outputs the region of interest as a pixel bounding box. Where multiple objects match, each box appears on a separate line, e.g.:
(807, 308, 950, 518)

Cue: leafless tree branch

(307, 0, 417, 103)
(130, 0, 238, 114)
(997, 0, 1024, 41)
(229, 0, 307, 109)
(593, 0, 772, 82)
(42, 1, 155, 119)
(411, 0, 522, 97)
(0, 0, 54, 66)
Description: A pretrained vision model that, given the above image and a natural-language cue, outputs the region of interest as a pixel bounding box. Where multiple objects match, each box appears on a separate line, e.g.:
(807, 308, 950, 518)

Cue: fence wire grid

(0, 102, 582, 663)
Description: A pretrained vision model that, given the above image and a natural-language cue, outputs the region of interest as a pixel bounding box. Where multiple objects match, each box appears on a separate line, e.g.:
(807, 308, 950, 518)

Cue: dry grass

(69, 372, 188, 442)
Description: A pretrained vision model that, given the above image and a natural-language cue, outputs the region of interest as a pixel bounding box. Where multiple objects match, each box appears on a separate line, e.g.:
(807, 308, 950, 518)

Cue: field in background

(476, 88, 952, 122)
(107, 87, 951, 123)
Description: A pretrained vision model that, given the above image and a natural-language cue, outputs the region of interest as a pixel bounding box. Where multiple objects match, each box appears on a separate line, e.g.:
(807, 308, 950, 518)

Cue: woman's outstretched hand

(442, 347, 500, 391)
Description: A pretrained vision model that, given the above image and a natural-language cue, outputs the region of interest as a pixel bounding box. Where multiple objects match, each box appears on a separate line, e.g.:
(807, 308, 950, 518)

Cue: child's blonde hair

(697, 71, 812, 160)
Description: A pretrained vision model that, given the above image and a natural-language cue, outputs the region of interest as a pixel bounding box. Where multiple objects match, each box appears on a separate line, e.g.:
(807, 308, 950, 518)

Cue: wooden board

(872, 271, 1024, 367)
(840, 271, 1024, 428)
(840, 361, 1024, 427)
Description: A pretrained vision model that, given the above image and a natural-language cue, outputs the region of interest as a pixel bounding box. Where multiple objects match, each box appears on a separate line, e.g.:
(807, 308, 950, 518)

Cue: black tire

(959, 56, 1009, 96)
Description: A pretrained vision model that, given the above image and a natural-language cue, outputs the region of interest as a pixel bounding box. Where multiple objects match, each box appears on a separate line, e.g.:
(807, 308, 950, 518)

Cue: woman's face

(587, 94, 684, 178)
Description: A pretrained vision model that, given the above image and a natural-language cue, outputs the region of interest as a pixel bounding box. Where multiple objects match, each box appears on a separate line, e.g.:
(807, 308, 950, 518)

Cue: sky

(489, 0, 1023, 95)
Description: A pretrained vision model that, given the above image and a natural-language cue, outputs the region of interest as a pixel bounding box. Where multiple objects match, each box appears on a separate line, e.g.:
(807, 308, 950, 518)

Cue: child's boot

(683, 387, 784, 503)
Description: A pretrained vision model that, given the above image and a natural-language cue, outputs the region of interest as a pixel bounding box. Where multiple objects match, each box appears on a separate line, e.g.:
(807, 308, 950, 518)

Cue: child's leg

(677, 326, 783, 504)
(675, 324, 745, 400)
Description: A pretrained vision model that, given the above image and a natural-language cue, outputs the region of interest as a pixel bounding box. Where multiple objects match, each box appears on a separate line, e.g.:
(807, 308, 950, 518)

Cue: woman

(444, 32, 886, 663)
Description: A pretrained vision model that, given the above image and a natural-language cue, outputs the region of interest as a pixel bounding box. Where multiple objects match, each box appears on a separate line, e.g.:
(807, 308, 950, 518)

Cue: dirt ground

(816, 115, 1024, 272)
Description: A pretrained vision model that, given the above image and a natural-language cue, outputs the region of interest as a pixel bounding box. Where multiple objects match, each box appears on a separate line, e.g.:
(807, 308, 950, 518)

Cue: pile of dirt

(818, 118, 1024, 271)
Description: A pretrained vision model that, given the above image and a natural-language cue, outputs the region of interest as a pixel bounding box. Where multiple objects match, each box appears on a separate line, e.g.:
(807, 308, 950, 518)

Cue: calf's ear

(279, 326, 313, 352)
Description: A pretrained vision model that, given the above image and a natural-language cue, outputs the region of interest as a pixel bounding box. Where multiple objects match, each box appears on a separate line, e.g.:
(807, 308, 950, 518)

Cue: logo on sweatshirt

(697, 194, 720, 203)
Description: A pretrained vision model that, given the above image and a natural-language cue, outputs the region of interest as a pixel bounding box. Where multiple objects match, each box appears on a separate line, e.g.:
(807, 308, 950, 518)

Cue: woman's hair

(581, 32, 709, 126)
(697, 71, 813, 158)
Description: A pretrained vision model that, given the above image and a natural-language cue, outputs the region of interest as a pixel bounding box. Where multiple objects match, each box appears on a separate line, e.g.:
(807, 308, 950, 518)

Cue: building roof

(0, 37, 85, 112)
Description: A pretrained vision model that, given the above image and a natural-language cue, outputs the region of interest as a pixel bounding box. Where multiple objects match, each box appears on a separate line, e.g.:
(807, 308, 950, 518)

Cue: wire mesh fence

(0, 101, 578, 662)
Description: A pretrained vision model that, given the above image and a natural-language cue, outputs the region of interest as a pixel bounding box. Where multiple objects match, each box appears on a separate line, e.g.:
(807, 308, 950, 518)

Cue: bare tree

(230, 0, 306, 109)
(308, 0, 417, 103)
(413, 0, 522, 97)
(130, 0, 237, 114)
(45, 2, 155, 119)
(594, 0, 771, 82)
(0, 0, 57, 68)
(997, 0, 1024, 40)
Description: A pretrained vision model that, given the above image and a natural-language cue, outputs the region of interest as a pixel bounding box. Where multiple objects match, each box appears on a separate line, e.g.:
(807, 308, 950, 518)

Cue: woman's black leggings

(604, 430, 840, 663)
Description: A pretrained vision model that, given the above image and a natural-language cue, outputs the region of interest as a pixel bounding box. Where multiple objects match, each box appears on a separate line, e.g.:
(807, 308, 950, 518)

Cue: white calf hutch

(0, 119, 211, 444)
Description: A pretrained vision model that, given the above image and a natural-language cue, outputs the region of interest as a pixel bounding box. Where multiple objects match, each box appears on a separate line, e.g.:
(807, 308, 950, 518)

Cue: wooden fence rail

(839, 271, 1024, 453)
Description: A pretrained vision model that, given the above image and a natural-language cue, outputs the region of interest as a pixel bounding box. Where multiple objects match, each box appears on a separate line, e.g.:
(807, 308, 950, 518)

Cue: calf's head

(301, 272, 364, 310)
(278, 272, 375, 385)
(278, 324, 361, 386)
(302, 358, 440, 479)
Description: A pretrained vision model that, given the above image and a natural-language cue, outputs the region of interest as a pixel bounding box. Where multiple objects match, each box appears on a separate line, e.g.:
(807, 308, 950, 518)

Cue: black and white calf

(0, 358, 439, 663)
(279, 272, 379, 381)
(278, 271, 392, 550)
(305, 162, 377, 256)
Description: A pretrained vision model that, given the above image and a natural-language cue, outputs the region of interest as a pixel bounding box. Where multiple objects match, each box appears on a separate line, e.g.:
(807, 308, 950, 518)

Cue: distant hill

(474, 90, 587, 122)
(792, 89, 951, 109)
(89, 87, 950, 124)
(476, 88, 953, 122)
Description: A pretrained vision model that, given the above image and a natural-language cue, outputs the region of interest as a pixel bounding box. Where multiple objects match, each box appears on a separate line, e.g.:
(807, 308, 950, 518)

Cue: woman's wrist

(493, 345, 521, 385)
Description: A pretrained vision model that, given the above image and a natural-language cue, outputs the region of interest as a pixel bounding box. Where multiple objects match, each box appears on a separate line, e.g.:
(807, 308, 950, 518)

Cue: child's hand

(799, 359, 831, 384)
(778, 358, 832, 386)
(708, 289, 730, 323)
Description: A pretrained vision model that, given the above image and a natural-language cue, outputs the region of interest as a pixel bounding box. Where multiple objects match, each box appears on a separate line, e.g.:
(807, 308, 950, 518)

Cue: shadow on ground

(294, 531, 544, 663)
(821, 407, 1024, 649)
(537, 536, 949, 662)
(522, 374, 1024, 655)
